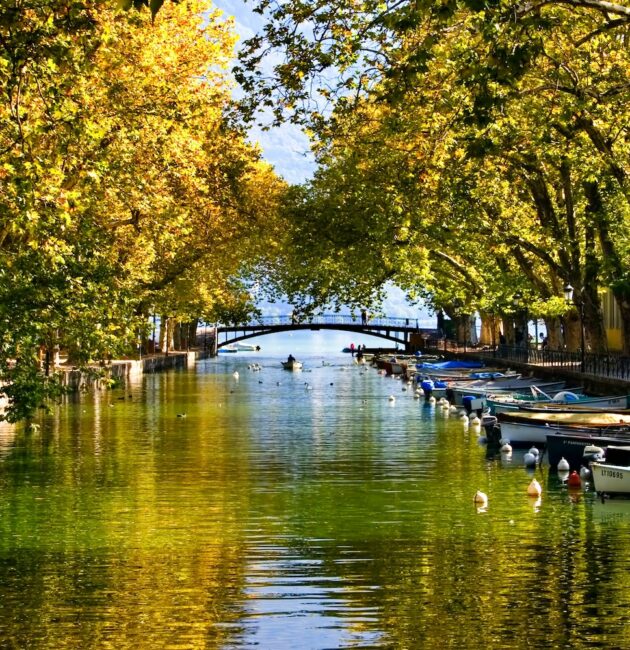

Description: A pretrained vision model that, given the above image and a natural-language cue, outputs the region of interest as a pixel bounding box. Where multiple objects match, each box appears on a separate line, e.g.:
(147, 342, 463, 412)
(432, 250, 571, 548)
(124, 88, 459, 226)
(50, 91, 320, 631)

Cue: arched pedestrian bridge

(213, 315, 436, 351)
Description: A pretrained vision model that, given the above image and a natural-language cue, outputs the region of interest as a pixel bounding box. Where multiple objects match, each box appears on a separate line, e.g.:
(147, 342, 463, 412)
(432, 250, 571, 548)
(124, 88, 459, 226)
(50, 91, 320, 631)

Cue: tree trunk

(563, 312, 582, 351)
(544, 317, 563, 349)
(188, 320, 198, 348)
(160, 315, 173, 353)
(581, 285, 608, 353)
(456, 316, 468, 345)
(173, 322, 182, 350)
(502, 317, 517, 345)
(479, 313, 501, 346)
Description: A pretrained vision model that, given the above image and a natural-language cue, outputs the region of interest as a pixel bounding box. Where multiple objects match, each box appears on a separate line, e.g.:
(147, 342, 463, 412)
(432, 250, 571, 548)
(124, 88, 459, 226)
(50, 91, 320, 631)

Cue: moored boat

(234, 343, 260, 352)
(491, 392, 628, 414)
(591, 448, 630, 496)
(448, 379, 566, 405)
(497, 410, 630, 447)
(546, 431, 622, 470)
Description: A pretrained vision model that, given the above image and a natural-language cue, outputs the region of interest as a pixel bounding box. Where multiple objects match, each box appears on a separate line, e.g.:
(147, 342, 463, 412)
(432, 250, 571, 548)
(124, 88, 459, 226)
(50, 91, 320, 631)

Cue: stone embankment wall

(58, 350, 212, 391)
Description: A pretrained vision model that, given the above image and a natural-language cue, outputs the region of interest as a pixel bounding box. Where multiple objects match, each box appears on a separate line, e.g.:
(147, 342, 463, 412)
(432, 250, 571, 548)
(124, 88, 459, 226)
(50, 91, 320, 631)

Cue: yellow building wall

(602, 289, 623, 351)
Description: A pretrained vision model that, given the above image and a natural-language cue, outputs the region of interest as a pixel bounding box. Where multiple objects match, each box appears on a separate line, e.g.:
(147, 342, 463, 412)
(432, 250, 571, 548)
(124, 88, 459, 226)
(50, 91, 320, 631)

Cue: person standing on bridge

(361, 309, 368, 326)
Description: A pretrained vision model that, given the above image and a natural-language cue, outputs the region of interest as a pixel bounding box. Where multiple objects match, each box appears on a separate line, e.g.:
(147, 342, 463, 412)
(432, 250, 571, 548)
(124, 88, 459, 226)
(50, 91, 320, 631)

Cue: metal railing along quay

(422, 338, 630, 382)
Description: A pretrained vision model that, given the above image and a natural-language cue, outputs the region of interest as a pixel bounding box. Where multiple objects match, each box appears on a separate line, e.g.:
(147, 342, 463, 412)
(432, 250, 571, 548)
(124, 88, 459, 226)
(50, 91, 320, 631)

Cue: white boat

(234, 343, 260, 351)
(449, 379, 566, 405)
(218, 344, 238, 353)
(592, 458, 630, 496)
(497, 411, 630, 447)
(491, 391, 628, 414)
(281, 359, 303, 370)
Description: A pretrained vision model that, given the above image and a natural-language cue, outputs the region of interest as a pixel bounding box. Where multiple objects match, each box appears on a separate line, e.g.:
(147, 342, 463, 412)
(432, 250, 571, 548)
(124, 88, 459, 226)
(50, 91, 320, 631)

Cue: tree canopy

(0, 0, 286, 421)
(236, 0, 630, 350)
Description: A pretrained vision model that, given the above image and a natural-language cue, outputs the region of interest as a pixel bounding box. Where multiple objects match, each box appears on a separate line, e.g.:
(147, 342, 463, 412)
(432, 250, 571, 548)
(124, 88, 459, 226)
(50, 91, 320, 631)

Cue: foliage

(236, 0, 630, 350)
(0, 0, 286, 420)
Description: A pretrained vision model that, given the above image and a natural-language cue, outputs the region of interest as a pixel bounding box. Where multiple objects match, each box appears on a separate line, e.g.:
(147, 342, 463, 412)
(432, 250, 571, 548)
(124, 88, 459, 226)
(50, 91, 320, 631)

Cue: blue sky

(214, 0, 316, 184)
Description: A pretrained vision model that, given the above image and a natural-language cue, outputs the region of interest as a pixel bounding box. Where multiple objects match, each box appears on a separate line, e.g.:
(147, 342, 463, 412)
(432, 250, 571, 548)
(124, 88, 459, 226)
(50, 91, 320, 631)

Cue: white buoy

(470, 416, 481, 426)
(527, 478, 542, 497)
(524, 452, 537, 467)
(233, 371, 239, 379)
(388, 395, 396, 402)
(580, 465, 591, 480)
(528, 446, 540, 457)
(501, 442, 513, 453)
(557, 457, 570, 472)
(449, 405, 458, 412)
(474, 490, 488, 506)
(428, 396, 436, 404)
(413, 392, 421, 400)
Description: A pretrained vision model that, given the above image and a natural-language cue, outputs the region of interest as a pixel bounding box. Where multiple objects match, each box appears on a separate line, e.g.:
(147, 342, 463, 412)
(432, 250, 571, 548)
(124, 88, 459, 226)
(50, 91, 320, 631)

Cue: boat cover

(416, 360, 484, 370)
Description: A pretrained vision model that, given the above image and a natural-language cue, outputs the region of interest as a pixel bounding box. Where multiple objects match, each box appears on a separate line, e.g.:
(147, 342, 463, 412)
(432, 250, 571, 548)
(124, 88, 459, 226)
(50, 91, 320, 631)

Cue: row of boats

(397, 357, 630, 497)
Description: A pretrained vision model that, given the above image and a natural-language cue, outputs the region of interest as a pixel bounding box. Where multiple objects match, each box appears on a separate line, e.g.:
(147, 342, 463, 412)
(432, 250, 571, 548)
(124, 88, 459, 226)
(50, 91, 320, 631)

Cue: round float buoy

(567, 471, 582, 488)
(388, 395, 396, 402)
(524, 452, 537, 467)
(579, 465, 591, 480)
(557, 457, 570, 472)
(528, 446, 540, 458)
(501, 442, 513, 454)
(527, 478, 542, 497)
(474, 490, 488, 506)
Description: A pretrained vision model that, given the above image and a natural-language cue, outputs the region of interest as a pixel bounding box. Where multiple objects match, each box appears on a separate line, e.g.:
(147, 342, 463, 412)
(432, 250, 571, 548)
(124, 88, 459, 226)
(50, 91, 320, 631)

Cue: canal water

(1, 354, 630, 649)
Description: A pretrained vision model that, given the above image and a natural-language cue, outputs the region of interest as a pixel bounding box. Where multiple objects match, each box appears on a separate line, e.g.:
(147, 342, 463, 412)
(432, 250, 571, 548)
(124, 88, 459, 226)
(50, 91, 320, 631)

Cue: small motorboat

(497, 410, 630, 446)
(592, 447, 630, 496)
(282, 359, 303, 371)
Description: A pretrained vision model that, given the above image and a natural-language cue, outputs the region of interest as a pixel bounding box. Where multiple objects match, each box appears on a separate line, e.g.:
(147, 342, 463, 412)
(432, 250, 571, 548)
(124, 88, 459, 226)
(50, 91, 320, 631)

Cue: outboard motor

(484, 417, 502, 445)
(480, 414, 498, 442)
(462, 395, 487, 417)
(420, 379, 434, 399)
(583, 445, 605, 464)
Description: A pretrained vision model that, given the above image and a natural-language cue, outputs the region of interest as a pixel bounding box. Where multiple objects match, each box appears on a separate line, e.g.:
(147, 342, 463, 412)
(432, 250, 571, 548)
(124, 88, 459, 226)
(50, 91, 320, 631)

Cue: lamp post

(563, 283, 585, 373)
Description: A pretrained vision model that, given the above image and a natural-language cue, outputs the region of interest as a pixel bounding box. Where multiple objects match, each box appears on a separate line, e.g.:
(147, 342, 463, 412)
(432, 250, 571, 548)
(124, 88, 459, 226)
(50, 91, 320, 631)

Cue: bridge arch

(211, 315, 433, 352)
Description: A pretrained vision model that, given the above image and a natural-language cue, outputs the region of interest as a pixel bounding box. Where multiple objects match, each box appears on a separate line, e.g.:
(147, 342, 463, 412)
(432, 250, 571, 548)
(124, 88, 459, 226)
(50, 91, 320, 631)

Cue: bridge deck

(211, 315, 436, 351)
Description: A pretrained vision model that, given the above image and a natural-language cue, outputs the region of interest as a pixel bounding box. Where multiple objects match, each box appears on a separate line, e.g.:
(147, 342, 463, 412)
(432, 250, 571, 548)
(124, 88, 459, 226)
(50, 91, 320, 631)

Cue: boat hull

(493, 394, 629, 415)
(497, 421, 552, 446)
(281, 361, 303, 370)
(545, 432, 623, 470)
(592, 460, 630, 496)
(449, 380, 566, 405)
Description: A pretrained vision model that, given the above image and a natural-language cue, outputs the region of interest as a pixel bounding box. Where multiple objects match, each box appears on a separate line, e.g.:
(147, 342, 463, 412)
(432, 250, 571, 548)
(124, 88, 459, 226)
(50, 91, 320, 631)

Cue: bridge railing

(218, 315, 421, 329)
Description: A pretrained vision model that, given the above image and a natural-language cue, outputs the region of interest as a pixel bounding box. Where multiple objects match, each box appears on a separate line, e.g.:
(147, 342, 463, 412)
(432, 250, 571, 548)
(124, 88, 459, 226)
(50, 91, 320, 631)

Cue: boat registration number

(601, 469, 624, 480)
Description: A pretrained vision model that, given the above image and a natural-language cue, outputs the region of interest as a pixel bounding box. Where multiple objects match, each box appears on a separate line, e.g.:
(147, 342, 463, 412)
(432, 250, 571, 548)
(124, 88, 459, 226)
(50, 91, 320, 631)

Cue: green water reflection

(1, 356, 630, 649)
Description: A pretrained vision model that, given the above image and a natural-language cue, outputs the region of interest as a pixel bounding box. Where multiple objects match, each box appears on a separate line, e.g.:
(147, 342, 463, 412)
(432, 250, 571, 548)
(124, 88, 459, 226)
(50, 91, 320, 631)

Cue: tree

(236, 0, 629, 351)
(0, 0, 286, 420)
